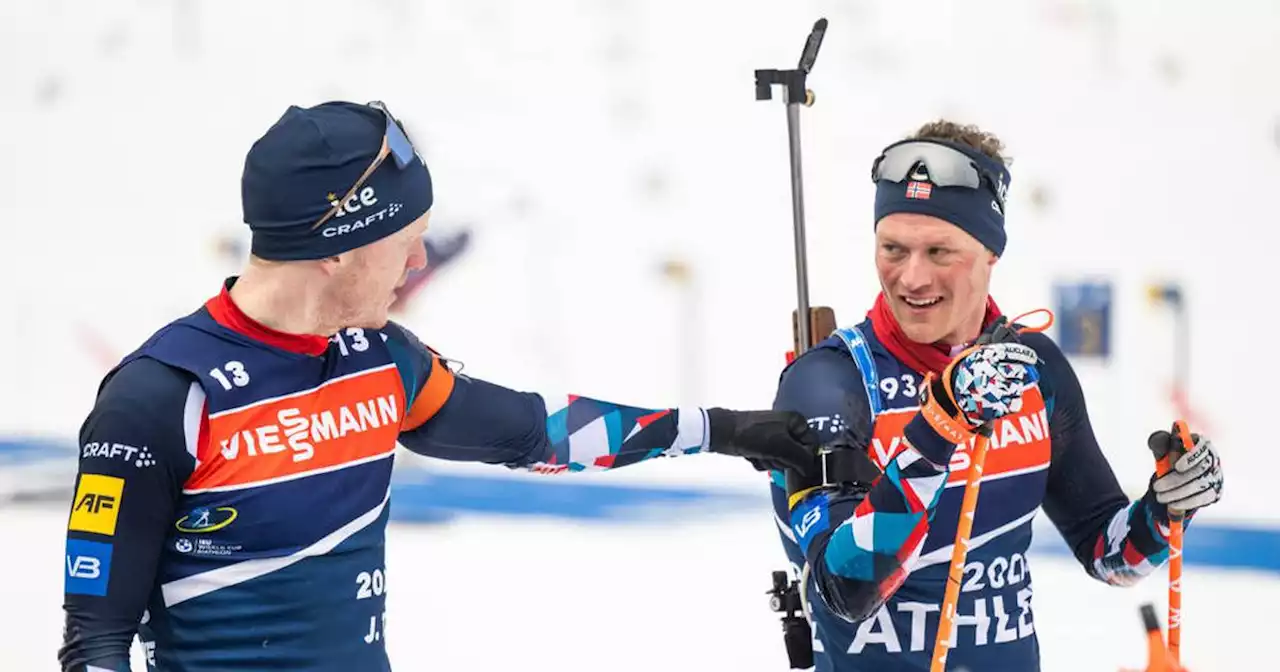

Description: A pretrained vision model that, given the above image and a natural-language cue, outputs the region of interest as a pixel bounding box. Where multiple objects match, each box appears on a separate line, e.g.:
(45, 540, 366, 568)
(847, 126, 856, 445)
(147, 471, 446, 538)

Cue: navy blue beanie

(241, 101, 434, 261)
(873, 139, 1011, 257)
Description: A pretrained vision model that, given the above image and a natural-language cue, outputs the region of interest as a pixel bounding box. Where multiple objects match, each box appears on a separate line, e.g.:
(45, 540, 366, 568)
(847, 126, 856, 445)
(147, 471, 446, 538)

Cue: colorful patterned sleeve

(383, 321, 708, 471)
(514, 394, 707, 473)
(790, 426, 955, 622)
(1084, 490, 1194, 586)
(774, 346, 958, 623)
(396, 374, 708, 470)
(1027, 332, 1187, 586)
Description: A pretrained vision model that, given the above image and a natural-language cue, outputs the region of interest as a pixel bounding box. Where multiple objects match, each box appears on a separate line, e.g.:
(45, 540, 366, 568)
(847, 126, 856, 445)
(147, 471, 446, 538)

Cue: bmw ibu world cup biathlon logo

(175, 507, 238, 534)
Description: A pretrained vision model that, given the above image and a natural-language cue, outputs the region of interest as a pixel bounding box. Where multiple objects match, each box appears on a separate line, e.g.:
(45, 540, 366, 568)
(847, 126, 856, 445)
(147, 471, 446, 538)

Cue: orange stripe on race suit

(868, 388, 1051, 486)
(186, 366, 406, 492)
(401, 356, 455, 432)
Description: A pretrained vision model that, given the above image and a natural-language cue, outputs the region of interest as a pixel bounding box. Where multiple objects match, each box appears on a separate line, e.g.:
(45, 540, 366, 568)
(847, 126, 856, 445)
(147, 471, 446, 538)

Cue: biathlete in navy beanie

(58, 99, 833, 672)
(766, 119, 1224, 672)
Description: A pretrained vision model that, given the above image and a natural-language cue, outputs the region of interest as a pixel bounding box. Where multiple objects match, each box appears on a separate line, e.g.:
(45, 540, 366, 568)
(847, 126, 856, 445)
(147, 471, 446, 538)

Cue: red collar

(866, 292, 1002, 377)
(204, 280, 330, 357)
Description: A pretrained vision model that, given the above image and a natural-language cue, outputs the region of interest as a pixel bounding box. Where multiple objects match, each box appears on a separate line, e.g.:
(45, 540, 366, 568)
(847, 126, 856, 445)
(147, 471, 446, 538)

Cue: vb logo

(795, 503, 825, 538)
(67, 555, 101, 579)
(64, 539, 113, 596)
(76, 493, 116, 515)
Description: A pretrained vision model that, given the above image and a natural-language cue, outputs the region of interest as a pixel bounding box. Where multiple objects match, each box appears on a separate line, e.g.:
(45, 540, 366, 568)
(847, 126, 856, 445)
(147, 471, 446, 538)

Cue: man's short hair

(908, 120, 1010, 167)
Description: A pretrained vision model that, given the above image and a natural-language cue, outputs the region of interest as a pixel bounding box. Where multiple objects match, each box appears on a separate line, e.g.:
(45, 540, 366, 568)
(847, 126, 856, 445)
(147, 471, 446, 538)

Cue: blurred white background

(1, 0, 1276, 669)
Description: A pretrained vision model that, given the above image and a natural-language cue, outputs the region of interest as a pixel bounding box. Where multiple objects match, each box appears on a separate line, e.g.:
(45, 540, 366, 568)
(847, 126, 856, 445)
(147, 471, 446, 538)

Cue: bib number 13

(332, 328, 370, 356)
(210, 361, 250, 391)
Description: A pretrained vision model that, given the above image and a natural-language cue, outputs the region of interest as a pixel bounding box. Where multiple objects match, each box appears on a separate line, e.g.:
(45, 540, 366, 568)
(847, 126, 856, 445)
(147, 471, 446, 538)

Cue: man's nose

(897, 253, 933, 292)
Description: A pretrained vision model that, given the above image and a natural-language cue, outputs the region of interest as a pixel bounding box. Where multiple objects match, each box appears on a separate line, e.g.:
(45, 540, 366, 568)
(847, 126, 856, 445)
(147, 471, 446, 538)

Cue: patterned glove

(947, 342, 1041, 426)
(913, 320, 1041, 452)
(1148, 426, 1224, 514)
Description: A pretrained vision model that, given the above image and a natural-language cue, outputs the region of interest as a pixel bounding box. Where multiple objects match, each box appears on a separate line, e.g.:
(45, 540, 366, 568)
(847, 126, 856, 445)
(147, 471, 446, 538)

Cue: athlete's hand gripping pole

(929, 310, 1053, 672)
(1149, 420, 1194, 665)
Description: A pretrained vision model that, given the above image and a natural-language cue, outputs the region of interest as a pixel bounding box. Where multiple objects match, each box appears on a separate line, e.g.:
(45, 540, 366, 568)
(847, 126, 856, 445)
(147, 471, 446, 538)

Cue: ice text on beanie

(329, 186, 380, 219)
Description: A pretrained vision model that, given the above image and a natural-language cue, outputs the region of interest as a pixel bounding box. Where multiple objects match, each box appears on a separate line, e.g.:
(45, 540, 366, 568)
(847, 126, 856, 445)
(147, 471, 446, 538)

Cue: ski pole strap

(916, 375, 976, 449)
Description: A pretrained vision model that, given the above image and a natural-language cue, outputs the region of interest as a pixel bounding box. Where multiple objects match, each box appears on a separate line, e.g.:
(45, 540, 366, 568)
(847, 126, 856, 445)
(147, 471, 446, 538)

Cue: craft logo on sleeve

(65, 539, 114, 596)
(82, 441, 156, 468)
(68, 474, 125, 536)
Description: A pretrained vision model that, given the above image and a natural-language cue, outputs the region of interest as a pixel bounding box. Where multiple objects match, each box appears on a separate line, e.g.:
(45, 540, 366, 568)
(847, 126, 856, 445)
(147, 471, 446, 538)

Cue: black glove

(705, 408, 820, 476)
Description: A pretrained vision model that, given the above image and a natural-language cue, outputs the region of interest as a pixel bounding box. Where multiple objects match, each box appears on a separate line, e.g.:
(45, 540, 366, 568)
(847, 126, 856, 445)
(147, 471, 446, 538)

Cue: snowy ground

(3, 502, 1271, 672)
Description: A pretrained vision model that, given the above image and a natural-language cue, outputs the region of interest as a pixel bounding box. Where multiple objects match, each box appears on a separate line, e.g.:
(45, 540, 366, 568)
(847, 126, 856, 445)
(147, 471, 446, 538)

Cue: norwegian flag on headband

(906, 181, 932, 199)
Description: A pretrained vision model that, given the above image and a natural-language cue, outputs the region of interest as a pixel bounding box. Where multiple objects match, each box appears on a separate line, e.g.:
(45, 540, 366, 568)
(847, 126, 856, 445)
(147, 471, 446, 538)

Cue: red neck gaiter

(205, 281, 330, 356)
(866, 292, 1003, 376)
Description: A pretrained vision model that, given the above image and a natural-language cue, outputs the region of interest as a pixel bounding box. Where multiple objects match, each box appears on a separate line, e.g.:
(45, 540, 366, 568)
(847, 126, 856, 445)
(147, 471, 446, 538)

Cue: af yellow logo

(69, 474, 124, 536)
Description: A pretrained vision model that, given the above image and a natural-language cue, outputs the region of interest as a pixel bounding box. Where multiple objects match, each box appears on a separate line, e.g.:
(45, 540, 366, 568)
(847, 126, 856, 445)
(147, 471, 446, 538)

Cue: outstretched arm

(410, 373, 707, 472)
(384, 322, 812, 474)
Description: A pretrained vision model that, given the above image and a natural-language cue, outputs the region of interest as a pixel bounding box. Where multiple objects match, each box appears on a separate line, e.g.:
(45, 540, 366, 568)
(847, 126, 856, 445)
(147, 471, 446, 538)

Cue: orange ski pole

(929, 310, 1053, 672)
(929, 424, 994, 672)
(1155, 420, 1195, 665)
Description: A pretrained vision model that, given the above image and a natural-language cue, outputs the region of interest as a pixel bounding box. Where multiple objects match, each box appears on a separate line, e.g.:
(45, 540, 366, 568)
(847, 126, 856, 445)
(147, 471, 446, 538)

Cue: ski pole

(929, 310, 1054, 672)
(1155, 419, 1194, 665)
(929, 424, 993, 672)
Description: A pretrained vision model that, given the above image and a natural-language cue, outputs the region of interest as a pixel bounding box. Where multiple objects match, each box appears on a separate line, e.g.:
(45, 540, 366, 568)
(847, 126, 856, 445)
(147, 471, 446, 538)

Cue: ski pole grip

(1172, 419, 1195, 455)
(1152, 419, 1194, 478)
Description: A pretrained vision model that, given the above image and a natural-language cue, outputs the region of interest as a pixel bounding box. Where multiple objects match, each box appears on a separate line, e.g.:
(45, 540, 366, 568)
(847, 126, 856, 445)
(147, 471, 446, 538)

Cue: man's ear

(317, 254, 345, 276)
